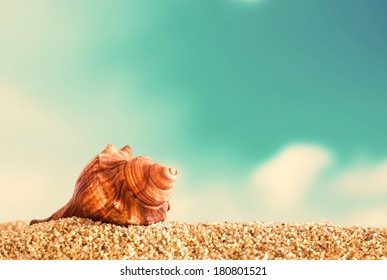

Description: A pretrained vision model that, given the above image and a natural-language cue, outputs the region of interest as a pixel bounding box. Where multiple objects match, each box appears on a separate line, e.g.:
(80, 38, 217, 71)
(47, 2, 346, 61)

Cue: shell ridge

(127, 160, 160, 206)
(98, 144, 132, 171)
(146, 172, 172, 204)
(119, 145, 133, 159)
(123, 160, 167, 210)
(87, 160, 129, 222)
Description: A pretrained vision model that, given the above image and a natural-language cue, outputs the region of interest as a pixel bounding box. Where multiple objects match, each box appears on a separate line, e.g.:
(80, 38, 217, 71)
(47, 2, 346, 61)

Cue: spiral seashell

(30, 144, 178, 226)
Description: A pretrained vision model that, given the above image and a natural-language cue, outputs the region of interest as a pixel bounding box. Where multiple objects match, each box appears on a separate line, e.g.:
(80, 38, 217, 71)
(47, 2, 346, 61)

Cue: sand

(1, 217, 387, 260)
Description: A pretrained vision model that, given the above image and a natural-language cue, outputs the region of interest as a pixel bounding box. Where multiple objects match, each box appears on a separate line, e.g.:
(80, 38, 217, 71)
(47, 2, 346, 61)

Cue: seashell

(30, 144, 178, 226)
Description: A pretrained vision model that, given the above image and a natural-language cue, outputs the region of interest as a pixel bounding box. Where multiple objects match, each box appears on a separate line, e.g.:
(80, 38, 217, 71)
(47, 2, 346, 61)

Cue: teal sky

(1, 0, 387, 226)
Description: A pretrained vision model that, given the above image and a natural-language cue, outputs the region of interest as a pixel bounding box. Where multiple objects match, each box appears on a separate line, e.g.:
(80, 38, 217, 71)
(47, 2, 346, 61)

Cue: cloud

(170, 143, 387, 226)
(343, 205, 387, 227)
(168, 179, 251, 223)
(251, 144, 333, 211)
(329, 160, 387, 196)
(168, 144, 338, 224)
(0, 167, 51, 222)
(0, 84, 77, 222)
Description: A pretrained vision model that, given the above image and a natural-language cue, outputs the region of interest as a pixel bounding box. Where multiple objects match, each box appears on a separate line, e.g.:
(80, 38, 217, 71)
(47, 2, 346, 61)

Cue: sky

(1, 0, 387, 226)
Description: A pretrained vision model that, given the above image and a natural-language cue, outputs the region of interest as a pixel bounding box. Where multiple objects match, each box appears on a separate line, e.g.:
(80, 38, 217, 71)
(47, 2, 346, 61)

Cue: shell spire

(30, 144, 178, 226)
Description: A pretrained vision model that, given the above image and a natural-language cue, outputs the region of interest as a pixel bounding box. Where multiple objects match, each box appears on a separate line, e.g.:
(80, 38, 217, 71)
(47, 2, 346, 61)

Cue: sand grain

(1, 218, 387, 260)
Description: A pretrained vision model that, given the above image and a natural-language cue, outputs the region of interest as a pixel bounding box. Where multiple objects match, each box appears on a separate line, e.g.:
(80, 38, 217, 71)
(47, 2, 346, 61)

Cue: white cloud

(169, 144, 387, 226)
(168, 144, 337, 224)
(0, 84, 77, 222)
(0, 167, 52, 222)
(343, 205, 387, 228)
(168, 177, 251, 223)
(251, 144, 333, 211)
(330, 161, 387, 196)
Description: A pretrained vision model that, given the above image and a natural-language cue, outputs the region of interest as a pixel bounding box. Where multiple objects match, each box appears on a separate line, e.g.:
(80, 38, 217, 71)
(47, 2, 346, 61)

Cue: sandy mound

(1, 217, 386, 260)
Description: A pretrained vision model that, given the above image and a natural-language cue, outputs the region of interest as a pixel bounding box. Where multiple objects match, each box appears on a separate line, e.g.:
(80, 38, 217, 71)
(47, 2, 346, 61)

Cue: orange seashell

(30, 144, 178, 226)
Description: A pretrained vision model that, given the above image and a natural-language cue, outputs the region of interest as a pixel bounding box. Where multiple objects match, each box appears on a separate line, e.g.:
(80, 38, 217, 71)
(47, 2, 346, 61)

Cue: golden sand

(1, 217, 386, 260)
